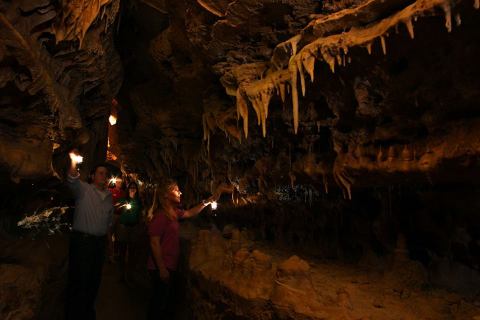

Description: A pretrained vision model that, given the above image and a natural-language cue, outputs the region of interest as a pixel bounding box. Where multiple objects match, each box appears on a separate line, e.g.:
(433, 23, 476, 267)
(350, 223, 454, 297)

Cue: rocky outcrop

(0, 234, 69, 320)
(186, 228, 480, 319)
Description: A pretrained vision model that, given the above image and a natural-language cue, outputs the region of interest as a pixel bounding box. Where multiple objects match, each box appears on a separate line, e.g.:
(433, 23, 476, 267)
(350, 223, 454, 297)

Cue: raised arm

(183, 182, 235, 218)
(182, 201, 209, 218)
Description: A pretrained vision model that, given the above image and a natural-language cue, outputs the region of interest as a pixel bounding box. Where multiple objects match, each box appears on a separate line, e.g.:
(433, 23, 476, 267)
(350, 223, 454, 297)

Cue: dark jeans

(147, 270, 176, 320)
(66, 231, 106, 320)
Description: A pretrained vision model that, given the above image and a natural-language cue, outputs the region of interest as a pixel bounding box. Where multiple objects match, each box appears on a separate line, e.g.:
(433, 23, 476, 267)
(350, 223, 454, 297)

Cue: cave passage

(1, 0, 480, 319)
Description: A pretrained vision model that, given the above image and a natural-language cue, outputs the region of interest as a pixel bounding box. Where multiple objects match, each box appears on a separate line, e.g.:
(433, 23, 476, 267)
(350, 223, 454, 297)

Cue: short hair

(87, 163, 110, 183)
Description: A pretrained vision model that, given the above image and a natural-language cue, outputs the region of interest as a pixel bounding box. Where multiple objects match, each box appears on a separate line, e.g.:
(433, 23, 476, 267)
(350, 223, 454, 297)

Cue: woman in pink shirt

(146, 179, 216, 319)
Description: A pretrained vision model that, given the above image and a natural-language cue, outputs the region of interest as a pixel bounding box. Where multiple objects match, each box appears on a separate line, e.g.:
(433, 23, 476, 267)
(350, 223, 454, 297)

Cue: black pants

(147, 270, 176, 320)
(66, 231, 106, 320)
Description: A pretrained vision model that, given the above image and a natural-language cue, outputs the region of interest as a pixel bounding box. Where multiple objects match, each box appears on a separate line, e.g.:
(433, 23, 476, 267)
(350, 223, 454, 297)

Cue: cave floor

(96, 261, 149, 320)
(188, 226, 480, 320)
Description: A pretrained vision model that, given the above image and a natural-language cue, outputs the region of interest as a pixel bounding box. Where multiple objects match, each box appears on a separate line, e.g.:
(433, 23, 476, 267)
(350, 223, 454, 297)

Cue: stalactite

(321, 48, 336, 73)
(297, 59, 306, 97)
(323, 174, 328, 194)
(236, 88, 249, 138)
(289, 144, 292, 169)
(380, 36, 387, 55)
(289, 172, 296, 189)
(289, 62, 300, 134)
(475, 0, 479, 9)
(290, 34, 302, 56)
(387, 146, 396, 162)
(366, 42, 373, 55)
(441, 2, 452, 32)
(376, 146, 384, 162)
(405, 18, 415, 39)
(279, 82, 286, 103)
(334, 168, 353, 200)
(455, 13, 461, 26)
(229, 0, 471, 143)
(197, 0, 225, 17)
(259, 90, 273, 137)
(202, 113, 209, 141)
(302, 52, 315, 83)
(248, 96, 262, 127)
(207, 132, 211, 155)
(335, 54, 342, 67)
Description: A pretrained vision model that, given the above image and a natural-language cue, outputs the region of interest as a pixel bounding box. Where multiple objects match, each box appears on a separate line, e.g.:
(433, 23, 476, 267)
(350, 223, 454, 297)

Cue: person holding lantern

(146, 179, 219, 319)
(65, 150, 114, 320)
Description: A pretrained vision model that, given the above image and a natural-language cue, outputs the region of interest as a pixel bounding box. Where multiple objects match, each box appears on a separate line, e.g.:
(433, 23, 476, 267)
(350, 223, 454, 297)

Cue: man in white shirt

(65, 151, 114, 320)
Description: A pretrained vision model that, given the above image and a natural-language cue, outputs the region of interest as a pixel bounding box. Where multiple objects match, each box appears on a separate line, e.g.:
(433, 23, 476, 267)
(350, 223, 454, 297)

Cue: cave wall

(0, 0, 480, 317)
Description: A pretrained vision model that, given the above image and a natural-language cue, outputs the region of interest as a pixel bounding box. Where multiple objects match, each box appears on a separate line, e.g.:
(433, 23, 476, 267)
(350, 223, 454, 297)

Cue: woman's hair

(127, 182, 140, 199)
(147, 179, 178, 222)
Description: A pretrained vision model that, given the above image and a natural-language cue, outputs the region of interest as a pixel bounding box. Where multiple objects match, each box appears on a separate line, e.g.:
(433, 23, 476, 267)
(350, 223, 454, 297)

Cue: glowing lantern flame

(211, 201, 218, 210)
(72, 155, 83, 163)
(109, 176, 117, 185)
(109, 115, 117, 126)
(126, 203, 132, 210)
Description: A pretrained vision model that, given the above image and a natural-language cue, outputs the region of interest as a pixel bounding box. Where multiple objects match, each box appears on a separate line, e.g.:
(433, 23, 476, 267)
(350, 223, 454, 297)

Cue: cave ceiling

(1, 0, 479, 201)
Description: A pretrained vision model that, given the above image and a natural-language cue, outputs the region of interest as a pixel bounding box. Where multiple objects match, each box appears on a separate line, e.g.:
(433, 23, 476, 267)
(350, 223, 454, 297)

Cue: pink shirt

(147, 208, 184, 271)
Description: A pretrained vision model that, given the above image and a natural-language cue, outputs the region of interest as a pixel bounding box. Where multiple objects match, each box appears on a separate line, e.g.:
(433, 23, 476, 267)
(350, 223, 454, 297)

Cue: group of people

(65, 151, 217, 320)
